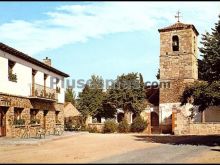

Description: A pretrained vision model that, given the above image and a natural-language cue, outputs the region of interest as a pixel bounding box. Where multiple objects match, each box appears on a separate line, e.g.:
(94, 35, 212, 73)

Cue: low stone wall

(87, 123, 104, 133)
(173, 109, 220, 135)
(12, 125, 41, 138)
(189, 123, 220, 135)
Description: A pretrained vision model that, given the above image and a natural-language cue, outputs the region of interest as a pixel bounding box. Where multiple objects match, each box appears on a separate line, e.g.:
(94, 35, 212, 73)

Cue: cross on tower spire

(175, 11, 181, 22)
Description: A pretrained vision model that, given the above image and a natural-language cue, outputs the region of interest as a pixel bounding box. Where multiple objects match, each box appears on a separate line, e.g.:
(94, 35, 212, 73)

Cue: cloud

(0, 2, 219, 55)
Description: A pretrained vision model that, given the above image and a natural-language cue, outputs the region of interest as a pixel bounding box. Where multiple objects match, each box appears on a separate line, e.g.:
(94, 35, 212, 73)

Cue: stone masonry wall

(173, 109, 220, 135)
(0, 94, 64, 138)
(189, 123, 220, 135)
(88, 123, 104, 133)
(159, 28, 198, 104)
(44, 111, 56, 134)
(172, 109, 190, 135)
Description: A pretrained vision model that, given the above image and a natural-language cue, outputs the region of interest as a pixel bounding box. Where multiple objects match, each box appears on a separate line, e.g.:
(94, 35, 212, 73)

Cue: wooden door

(151, 112, 159, 126)
(0, 108, 6, 137)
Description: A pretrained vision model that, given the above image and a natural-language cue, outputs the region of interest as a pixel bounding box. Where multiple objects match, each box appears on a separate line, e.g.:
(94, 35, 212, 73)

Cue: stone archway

(151, 112, 159, 126)
(117, 113, 124, 123)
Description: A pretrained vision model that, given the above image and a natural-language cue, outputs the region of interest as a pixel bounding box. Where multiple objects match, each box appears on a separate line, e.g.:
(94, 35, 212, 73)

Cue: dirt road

(0, 133, 219, 163)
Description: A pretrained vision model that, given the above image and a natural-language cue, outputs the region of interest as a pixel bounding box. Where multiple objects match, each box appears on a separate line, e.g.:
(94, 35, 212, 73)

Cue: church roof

(158, 22, 199, 36)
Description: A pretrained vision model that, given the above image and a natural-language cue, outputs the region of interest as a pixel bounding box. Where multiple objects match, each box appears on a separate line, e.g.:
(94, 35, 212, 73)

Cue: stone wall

(189, 123, 220, 135)
(0, 94, 64, 138)
(159, 29, 198, 81)
(159, 26, 198, 114)
(173, 109, 220, 135)
(88, 123, 104, 133)
(140, 109, 151, 134)
(172, 109, 190, 135)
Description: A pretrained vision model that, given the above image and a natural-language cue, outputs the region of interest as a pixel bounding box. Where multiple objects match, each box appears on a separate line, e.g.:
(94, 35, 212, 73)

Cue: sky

(0, 1, 219, 94)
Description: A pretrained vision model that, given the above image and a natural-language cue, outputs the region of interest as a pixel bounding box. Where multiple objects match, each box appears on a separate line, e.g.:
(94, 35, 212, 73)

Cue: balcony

(29, 83, 58, 101)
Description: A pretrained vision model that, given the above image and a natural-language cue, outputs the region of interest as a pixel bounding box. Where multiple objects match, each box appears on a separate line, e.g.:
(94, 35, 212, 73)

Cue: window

(30, 109, 37, 121)
(56, 78, 60, 93)
(8, 60, 17, 82)
(30, 109, 40, 124)
(172, 35, 179, 51)
(14, 108, 22, 120)
(55, 111, 60, 124)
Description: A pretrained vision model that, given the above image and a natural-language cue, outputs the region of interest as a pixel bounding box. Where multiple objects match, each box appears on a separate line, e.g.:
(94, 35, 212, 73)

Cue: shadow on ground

(134, 134, 220, 147)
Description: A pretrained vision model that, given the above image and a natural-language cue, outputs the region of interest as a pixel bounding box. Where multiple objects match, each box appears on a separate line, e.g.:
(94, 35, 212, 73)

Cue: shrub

(118, 118, 129, 133)
(130, 116, 147, 132)
(30, 119, 40, 124)
(14, 119, 25, 125)
(87, 126, 99, 133)
(103, 119, 118, 133)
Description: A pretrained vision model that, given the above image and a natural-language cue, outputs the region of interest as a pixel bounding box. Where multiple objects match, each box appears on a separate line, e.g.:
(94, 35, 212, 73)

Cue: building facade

(158, 21, 199, 133)
(0, 43, 69, 137)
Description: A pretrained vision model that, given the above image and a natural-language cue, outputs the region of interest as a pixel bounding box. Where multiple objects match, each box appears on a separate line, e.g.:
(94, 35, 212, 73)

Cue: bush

(30, 119, 40, 124)
(87, 126, 99, 133)
(118, 118, 129, 133)
(14, 119, 25, 125)
(130, 116, 147, 132)
(103, 119, 118, 133)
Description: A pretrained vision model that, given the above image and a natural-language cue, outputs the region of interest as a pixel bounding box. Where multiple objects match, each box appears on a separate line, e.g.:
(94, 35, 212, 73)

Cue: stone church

(146, 16, 220, 135)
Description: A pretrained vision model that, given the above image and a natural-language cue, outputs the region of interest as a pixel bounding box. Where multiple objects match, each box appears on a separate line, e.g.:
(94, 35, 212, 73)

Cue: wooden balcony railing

(30, 83, 58, 100)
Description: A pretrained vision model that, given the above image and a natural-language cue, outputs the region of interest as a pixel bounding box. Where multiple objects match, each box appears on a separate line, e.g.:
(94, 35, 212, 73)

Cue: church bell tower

(158, 12, 199, 133)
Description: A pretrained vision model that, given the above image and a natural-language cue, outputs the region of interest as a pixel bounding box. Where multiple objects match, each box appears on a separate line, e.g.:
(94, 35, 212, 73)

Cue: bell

(173, 41, 178, 46)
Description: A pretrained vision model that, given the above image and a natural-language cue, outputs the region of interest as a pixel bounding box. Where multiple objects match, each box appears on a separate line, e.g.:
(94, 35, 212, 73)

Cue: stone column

(6, 107, 14, 137)
(201, 110, 205, 123)
(147, 111, 151, 134)
(172, 108, 177, 134)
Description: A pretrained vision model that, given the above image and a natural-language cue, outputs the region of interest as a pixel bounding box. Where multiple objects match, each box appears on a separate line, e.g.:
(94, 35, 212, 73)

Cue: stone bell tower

(158, 12, 199, 133)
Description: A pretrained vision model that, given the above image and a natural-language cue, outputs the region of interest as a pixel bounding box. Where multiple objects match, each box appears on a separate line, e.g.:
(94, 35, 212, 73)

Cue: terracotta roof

(64, 102, 82, 117)
(0, 42, 69, 77)
(158, 22, 199, 36)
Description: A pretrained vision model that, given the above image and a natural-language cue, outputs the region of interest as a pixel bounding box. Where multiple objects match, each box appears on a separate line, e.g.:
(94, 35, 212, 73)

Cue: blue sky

(0, 2, 219, 94)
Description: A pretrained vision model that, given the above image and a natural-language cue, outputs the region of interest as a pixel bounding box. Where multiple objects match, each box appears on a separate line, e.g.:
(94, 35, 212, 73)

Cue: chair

(36, 128, 46, 139)
(54, 125, 64, 135)
(75, 125, 81, 131)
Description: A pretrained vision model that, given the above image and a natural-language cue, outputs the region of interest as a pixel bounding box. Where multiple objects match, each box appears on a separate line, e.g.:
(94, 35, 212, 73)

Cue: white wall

(0, 56, 32, 96)
(35, 71, 44, 86)
(159, 102, 181, 125)
(177, 104, 220, 123)
(0, 50, 66, 103)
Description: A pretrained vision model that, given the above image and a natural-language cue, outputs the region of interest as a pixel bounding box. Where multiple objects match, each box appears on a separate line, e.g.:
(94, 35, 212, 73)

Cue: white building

(0, 42, 69, 137)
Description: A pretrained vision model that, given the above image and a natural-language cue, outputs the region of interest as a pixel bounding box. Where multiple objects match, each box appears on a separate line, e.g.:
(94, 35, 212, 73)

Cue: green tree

(106, 72, 147, 116)
(198, 15, 220, 82)
(181, 15, 220, 111)
(181, 81, 220, 111)
(65, 88, 76, 105)
(77, 75, 105, 118)
(77, 75, 116, 120)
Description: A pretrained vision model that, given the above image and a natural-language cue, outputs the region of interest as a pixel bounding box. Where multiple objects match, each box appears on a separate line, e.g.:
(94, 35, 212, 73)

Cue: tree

(198, 15, 220, 82)
(106, 72, 147, 115)
(77, 75, 116, 120)
(181, 15, 220, 111)
(77, 75, 105, 118)
(65, 88, 76, 105)
(181, 81, 220, 111)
